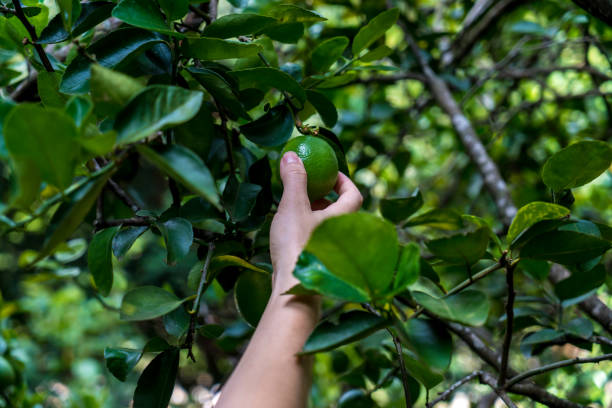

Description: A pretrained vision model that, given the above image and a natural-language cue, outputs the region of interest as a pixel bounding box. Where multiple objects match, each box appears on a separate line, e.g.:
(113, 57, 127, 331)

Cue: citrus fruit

(0, 356, 15, 388)
(281, 136, 339, 200)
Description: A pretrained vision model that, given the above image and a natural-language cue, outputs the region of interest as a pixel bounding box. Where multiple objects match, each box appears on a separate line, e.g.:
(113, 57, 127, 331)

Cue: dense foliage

(0, 0, 611, 407)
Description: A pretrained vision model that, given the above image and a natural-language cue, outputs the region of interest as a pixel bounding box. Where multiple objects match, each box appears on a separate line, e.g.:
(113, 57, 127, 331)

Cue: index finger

(319, 172, 363, 217)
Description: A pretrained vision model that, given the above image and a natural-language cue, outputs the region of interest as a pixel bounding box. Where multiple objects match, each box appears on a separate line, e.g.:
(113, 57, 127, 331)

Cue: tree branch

(505, 353, 612, 389)
(498, 262, 516, 385)
(426, 371, 482, 408)
(390, 328, 412, 408)
(11, 0, 54, 72)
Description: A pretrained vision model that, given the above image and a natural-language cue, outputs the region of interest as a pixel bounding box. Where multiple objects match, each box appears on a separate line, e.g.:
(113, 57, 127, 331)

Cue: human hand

(269, 151, 363, 296)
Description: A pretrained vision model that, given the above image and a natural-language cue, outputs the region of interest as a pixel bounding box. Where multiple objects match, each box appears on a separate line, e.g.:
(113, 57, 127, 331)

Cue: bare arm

(216, 151, 362, 408)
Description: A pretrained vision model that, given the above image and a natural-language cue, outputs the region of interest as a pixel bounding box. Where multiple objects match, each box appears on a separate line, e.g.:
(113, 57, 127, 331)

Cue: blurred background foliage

(0, 0, 611, 407)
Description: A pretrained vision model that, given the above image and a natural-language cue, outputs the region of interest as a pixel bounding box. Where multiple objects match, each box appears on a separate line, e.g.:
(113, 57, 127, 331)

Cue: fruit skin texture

(0, 356, 15, 389)
(281, 136, 339, 200)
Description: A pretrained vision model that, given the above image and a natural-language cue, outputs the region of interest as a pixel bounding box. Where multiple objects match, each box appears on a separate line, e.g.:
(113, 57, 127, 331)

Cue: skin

(215, 151, 363, 408)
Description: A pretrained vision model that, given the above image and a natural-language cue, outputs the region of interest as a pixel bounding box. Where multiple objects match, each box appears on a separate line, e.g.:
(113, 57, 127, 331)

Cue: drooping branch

(479, 371, 518, 408)
(11, 0, 54, 72)
(441, 0, 525, 68)
(505, 353, 612, 389)
(499, 263, 516, 385)
(426, 371, 482, 408)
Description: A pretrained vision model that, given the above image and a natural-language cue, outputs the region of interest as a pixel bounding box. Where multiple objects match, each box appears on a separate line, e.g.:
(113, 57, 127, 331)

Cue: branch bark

(11, 0, 54, 72)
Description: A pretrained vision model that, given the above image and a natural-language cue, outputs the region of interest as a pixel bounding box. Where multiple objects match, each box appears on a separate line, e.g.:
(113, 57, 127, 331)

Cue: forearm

(216, 279, 321, 408)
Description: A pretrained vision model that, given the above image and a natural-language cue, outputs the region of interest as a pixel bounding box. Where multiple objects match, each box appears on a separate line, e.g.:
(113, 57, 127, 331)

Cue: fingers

(320, 172, 363, 217)
(278, 151, 310, 212)
(311, 198, 332, 211)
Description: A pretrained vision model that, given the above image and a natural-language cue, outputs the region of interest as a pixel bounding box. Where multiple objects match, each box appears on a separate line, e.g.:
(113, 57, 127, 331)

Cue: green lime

(0, 356, 15, 389)
(281, 136, 339, 200)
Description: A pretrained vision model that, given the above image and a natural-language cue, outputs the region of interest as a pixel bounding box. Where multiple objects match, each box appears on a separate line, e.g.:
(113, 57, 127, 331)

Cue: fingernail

(283, 151, 299, 164)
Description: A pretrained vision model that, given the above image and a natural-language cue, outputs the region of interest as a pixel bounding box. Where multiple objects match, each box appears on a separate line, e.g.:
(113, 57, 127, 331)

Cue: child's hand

(269, 151, 362, 296)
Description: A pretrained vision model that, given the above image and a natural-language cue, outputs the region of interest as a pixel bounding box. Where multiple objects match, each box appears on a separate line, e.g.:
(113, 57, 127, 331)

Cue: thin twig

(11, 0, 54, 72)
(504, 353, 612, 389)
(426, 371, 482, 408)
(390, 330, 412, 408)
(107, 179, 140, 212)
(445, 258, 505, 298)
(480, 372, 518, 408)
(498, 261, 516, 386)
(366, 367, 399, 396)
(94, 217, 150, 229)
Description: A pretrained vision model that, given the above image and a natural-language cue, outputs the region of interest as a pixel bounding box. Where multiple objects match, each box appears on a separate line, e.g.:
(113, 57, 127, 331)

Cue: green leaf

(104, 347, 141, 382)
(520, 329, 565, 357)
(66, 95, 93, 128)
(56, 0, 80, 31)
(88, 226, 120, 297)
(121, 286, 188, 321)
(112, 226, 148, 258)
(380, 191, 423, 224)
(315, 128, 349, 176)
(199, 324, 225, 339)
(360, 45, 393, 62)
(158, 0, 188, 21)
(338, 390, 374, 408)
(202, 13, 277, 38)
(311, 36, 349, 73)
(508, 201, 570, 246)
(188, 67, 249, 120)
(133, 348, 180, 408)
(114, 86, 203, 145)
(60, 28, 164, 94)
(426, 228, 489, 266)
(404, 208, 464, 230)
(137, 144, 220, 209)
(230, 67, 306, 103)
(157, 218, 193, 265)
(405, 318, 452, 371)
(412, 290, 490, 326)
(305, 213, 398, 297)
(234, 270, 271, 327)
(39, 171, 112, 261)
(402, 351, 444, 389)
(316, 73, 358, 89)
(555, 264, 606, 301)
(37, 71, 68, 108)
(39, 1, 115, 44)
(293, 252, 370, 302)
(4, 104, 78, 190)
(240, 105, 294, 147)
(210, 255, 269, 275)
(303, 311, 388, 355)
(112, 0, 180, 37)
(306, 90, 338, 127)
(267, 5, 326, 23)
(182, 38, 262, 60)
(389, 243, 420, 295)
(163, 306, 190, 338)
(258, 22, 304, 44)
(352, 8, 399, 55)
(542, 141, 612, 192)
(90, 65, 145, 117)
(222, 175, 262, 222)
(520, 231, 611, 265)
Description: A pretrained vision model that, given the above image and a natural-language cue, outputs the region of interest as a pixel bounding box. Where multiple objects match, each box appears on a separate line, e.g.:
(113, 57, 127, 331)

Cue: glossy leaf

(293, 252, 369, 302)
(234, 270, 271, 327)
(189, 67, 249, 120)
(230, 67, 306, 103)
(389, 243, 420, 295)
(133, 348, 179, 408)
(90, 65, 145, 117)
(380, 191, 424, 224)
(352, 8, 399, 55)
(402, 351, 444, 389)
(507, 202, 570, 246)
(337, 390, 374, 408)
(199, 324, 225, 339)
(306, 90, 338, 127)
(404, 208, 464, 230)
(412, 290, 490, 326)
(202, 13, 277, 38)
(311, 36, 349, 73)
(258, 22, 304, 43)
(66, 95, 93, 128)
(121, 286, 188, 321)
(4, 104, 78, 190)
(182, 38, 262, 60)
(305, 213, 398, 297)
(115, 86, 202, 144)
(520, 231, 611, 265)
(112, 226, 148, 258)
(542, 141, 612, 192)
(240, 105, 294, 147)
(162, 306, 190, 338)
(104, 347, 141, 382)
(61, 28, 164, 94)
(158, 0, 188, 21)
(555, 264, 606, 301)
(37, 71, 68, 108)
(157, 218, 193, 265)
(360, 45, 393, 62)
(267, 5, 326, 23)
(426, 228, 489, 266)
(39, 1, 114, 44)
(315, 128, 349, 175)
(406, 318, 452, 371)
(112, 0, 179, 36)
(222, 175, 262, 222)
(88, 226, 120, 297)
(302, 311, 388, 354)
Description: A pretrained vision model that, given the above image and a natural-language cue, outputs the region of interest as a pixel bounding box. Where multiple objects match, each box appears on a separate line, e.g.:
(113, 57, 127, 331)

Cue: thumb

(279, 151, 309, 210)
